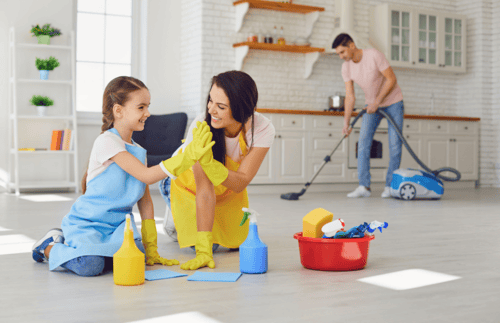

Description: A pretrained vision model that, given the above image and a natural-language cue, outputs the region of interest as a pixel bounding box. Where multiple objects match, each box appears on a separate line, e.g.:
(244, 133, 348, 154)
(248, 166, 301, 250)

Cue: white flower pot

(36, 106, 48, 117)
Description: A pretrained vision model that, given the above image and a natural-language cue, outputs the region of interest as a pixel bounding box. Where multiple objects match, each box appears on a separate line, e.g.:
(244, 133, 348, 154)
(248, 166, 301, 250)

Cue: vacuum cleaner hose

(377, 109, 461, 182)
(280, 109, 461, 200)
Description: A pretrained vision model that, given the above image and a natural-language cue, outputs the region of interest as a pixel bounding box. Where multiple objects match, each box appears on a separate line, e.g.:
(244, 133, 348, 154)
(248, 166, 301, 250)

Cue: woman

(160, 71, 275, 270)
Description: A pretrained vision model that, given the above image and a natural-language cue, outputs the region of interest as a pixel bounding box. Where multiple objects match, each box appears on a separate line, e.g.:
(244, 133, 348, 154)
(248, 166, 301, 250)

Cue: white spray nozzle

(241, 207, 260, 225)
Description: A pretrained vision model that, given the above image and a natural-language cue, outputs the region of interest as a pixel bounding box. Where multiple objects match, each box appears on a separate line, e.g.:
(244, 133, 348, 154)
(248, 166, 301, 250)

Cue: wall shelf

(16, 79, 72, 85)
(12, 149, 75, 155)
(16, 43, 72, 50)
(234, 1, 324, 37)
(233, 42, 323, 78)
(8, 27, 78, 195)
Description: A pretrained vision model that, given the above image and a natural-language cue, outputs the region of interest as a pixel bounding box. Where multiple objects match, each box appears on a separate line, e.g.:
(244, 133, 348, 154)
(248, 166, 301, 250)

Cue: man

(333, 33, 404, 198)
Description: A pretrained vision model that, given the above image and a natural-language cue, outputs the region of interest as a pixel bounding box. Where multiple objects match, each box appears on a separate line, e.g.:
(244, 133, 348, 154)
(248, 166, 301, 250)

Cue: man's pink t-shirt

(341, 48, 403, 107)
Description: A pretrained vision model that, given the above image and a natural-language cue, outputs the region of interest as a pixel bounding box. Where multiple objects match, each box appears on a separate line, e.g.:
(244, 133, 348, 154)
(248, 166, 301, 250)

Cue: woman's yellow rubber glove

(199, 141, 229, 187)
(180, 231, 215, 270)
(141, 219, 179, 266)
(161, 121, 215, 178)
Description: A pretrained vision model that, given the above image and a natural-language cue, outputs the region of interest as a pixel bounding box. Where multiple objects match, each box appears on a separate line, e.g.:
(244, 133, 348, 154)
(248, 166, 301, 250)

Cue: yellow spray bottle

(113, 214, 145, 286)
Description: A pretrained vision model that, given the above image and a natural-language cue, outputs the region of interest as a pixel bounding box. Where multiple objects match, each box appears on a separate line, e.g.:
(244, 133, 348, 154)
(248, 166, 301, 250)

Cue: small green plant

(30, 24, 62, 37)
(30, 95, 54, 107)
(35, 56, 60, 71)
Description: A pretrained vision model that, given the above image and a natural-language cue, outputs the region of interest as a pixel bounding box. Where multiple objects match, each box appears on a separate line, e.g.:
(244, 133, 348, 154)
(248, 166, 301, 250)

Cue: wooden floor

(0, 187, 499, 323)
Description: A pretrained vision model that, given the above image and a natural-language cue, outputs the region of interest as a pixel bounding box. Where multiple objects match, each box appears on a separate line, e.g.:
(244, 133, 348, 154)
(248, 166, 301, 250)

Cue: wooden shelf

(234, 1, 324, 35)
(233, 42, 323, 78)
(233, 1, 326, 78)
(233, 1, 324, 14)
(233, 42, 324, 53)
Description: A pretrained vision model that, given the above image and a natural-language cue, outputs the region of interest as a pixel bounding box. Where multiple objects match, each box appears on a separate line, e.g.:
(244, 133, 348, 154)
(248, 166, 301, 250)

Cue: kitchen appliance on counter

(327, 93, 345, 112)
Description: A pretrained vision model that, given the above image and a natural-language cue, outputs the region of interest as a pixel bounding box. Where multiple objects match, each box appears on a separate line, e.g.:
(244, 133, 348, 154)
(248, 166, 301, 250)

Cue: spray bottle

(113, 214, 145, 286)
(239, 207, 268, 274)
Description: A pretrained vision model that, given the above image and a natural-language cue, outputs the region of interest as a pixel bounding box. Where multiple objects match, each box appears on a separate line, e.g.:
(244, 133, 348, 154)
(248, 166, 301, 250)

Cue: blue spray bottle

(239, 207, 268, 274)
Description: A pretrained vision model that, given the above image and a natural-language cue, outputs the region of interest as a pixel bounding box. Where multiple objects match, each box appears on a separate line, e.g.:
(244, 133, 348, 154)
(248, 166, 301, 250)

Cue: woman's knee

(73, 256, 106, 277)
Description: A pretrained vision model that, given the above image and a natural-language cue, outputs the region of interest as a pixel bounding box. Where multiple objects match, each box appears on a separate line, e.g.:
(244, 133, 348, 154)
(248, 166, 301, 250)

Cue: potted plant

(30, 95, 54, 116)
(35, 56, 60, 80)
(30, 24, 62, 45)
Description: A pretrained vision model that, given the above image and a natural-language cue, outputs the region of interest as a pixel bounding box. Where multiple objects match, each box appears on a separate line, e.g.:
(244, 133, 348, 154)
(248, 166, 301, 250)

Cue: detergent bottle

(239, 207, 268, 274)
(113, 214, 145, 286)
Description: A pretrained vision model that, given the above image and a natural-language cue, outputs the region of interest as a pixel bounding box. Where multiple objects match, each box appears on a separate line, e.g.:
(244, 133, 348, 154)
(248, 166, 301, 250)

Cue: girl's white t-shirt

(86, 131, 145, 183)
(176, 112, 275, 163)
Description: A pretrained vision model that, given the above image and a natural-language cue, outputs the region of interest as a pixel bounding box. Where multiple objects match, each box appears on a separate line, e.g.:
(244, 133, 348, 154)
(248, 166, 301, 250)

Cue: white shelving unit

(7, 27, 78, 195)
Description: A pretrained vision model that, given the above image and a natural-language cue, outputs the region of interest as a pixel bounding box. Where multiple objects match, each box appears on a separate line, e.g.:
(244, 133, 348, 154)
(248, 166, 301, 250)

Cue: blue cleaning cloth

(144, 269, 188, 281)
(334, 222, 369, 239)
(187, 271, 242, 282)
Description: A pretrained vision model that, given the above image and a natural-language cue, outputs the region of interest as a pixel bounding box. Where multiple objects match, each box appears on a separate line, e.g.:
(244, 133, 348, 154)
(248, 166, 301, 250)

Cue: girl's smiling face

(120, 88, 151, 132)
(207, 84, 241, 137)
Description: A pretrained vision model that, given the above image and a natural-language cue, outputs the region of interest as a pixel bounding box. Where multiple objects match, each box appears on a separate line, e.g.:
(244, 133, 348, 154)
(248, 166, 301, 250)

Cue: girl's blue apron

(49, 128, 146, 271)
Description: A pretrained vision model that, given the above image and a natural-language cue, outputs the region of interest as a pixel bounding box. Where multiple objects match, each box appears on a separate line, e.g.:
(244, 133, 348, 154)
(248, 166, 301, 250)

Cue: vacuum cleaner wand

(280, 110, 366, 200)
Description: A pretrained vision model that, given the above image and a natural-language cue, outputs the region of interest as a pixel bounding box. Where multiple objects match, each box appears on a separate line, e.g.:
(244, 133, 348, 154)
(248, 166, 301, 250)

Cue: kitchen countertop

(256, 108, 481, 122)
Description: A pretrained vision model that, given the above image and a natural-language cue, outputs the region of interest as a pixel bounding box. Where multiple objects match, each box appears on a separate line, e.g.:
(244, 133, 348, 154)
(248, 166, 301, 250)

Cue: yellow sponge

(303, 208, 334, 238)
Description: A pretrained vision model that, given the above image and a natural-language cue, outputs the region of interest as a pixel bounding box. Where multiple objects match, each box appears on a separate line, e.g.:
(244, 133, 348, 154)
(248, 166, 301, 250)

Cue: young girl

(32, 76, 214, 276)
(160, 70, 275, 270)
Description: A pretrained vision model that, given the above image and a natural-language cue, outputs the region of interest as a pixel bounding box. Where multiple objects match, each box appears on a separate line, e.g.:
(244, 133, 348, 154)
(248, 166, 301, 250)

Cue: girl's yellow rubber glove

(161, 121, 215, 178)
(180, 231, 215, 270)
(141, 219, 179, 266)
(199, 141, 229, 187)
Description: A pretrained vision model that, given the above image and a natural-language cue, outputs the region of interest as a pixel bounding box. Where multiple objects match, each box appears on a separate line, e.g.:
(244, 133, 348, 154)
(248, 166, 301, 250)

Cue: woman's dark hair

(332, 33, 354, 49)
(81, 76, 148, 194)
(204, 70, 258, 165)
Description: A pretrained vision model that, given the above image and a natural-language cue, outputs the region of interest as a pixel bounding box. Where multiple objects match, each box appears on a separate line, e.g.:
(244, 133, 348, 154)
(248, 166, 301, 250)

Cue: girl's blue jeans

(358, 100, 404, 188)
(60, 241, 145, 277)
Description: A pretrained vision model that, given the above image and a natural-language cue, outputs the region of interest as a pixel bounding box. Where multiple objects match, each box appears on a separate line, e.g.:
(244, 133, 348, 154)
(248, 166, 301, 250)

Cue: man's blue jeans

(358, 100, 404, 188)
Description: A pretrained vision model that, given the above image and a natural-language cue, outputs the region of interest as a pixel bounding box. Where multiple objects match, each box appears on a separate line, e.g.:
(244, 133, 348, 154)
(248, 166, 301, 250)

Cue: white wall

(0, 0, 74, 189)
(181, 0, 499, 187)
(146, 0, 182, 114)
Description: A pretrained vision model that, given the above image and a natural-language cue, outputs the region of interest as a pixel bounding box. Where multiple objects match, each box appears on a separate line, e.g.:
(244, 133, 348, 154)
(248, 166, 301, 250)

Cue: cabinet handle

(278, 135, 282, 138)
(450, 138, 456, 142)
(406, 124, 410, 128)
(406, 135, 410, 139)
(329, 133, 332, 137)
(412, 61, 415, 65)
(329, 122, 332, 126)
(292, 121, 296, 125)
(437, 125, 441, 129)
(465, 126, 468, 130)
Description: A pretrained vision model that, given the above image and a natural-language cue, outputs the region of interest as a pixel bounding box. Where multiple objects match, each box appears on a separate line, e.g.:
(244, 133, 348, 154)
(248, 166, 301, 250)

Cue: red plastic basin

(294, 232, 375, 271)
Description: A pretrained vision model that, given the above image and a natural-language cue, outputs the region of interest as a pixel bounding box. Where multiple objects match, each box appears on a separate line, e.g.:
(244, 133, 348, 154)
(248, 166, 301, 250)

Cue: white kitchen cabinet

(370, 4, 466, 73)
(274, 130, 307, 183)
(403, 119, 478, 181)
(252, 114, 308, 184)
(250, 113, 478, 185)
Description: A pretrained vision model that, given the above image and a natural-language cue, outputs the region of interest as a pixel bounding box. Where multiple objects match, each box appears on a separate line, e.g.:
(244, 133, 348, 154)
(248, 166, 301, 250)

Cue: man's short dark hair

(332, 33, 354, 49)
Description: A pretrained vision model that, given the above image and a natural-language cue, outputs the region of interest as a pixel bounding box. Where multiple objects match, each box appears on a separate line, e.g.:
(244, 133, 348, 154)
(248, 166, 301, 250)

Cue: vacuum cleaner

(280, 109, 461, 201)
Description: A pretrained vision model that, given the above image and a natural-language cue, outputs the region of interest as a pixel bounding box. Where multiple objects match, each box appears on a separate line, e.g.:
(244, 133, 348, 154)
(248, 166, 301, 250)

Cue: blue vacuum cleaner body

(390, 168, 444, 200)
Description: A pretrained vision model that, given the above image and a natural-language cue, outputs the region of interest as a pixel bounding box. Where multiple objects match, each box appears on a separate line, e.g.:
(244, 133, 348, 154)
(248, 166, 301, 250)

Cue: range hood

(325, 0, 371, 53)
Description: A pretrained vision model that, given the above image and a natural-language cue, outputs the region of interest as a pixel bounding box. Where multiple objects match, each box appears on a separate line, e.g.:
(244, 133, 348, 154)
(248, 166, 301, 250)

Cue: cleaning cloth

(144, 269, 188, 281)
(186, 271, 242, 282)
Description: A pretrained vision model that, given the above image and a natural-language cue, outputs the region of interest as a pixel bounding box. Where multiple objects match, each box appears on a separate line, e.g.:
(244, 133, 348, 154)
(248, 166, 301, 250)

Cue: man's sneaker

(347, 186, 371, 198)
(163, 205, 178, 242)
(381, 187, 392, 198)
(32, 228, 64, 262)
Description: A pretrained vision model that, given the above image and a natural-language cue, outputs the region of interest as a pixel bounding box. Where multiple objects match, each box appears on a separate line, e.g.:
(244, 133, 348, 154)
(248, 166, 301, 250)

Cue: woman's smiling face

(207, 84, 241, 137)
